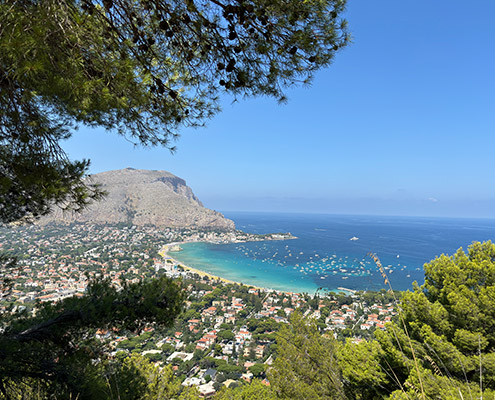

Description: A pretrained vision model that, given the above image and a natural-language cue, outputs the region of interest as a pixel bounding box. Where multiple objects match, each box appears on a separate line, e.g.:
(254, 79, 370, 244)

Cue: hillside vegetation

(2, 240, 495, 399)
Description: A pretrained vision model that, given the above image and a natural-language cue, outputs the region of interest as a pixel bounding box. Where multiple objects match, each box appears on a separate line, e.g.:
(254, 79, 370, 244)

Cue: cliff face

(41, 168, 235, 230)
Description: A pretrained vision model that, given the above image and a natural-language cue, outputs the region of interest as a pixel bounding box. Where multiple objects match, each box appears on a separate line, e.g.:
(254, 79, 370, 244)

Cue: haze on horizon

(64, 0, 495, 219)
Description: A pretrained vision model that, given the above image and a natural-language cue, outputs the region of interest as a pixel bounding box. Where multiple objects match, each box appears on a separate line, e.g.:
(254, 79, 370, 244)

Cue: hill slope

(41, 168, 235, 230)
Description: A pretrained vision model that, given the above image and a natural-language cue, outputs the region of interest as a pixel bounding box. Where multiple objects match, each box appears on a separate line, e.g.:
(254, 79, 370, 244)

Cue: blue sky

(63, 0, 495, 218)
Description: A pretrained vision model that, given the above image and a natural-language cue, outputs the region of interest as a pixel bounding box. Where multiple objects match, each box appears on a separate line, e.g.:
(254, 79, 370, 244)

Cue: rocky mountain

(41, 168, 235, 230)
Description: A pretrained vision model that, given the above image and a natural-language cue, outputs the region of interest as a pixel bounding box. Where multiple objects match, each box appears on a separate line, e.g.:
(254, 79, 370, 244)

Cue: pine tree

(269, 310, 346, 399)
(0, 0, 349, 222)
(0, 277, 185, 398)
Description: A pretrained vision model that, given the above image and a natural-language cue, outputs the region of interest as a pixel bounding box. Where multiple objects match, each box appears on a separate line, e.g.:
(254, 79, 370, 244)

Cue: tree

(214, 379, 274, 400)
(110, 354, 200, 400)
(0, 2, 349, 394)
(276, 308, 286, 317)
(0, 276, 184, 399)
(352, 241, 495, 399)
(217, 363, 242, 377)
(218, 329, 235, 341)
(0, 0, 349, 222)
(337, 338, 388, 399)
(214, 343, 223, 356)
(268, 310, 346, 399)
(248, 363, 266, 378)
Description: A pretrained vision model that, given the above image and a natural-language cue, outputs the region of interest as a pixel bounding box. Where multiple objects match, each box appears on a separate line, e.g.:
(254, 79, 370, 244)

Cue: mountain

(41, 168, 235, 230)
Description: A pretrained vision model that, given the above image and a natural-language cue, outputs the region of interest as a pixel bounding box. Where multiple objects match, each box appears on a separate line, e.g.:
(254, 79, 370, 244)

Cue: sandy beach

(159, 242, 270, 292)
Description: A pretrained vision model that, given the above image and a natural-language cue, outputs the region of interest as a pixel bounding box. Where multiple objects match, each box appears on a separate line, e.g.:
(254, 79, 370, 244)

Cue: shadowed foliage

(0, 276, 185, 399)
(0, 0, 348, 222)
(269, 310, 346, 399)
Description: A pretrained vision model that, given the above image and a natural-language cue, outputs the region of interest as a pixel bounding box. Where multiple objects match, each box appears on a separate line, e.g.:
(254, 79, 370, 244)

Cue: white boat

(349, 236, 359, 241)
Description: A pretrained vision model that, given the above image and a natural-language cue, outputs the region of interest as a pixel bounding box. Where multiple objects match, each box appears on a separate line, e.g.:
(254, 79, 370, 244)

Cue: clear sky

(63, 0, 495, 218)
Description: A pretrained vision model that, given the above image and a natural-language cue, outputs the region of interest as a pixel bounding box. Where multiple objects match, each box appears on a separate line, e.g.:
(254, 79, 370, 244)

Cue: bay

(171, 212, 495, 294)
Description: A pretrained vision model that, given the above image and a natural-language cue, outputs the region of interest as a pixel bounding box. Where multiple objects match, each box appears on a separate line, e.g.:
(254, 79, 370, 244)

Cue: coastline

(159, 233, 361, 296)
(159, 241, 353, 296)
(159, 242, 272, 293)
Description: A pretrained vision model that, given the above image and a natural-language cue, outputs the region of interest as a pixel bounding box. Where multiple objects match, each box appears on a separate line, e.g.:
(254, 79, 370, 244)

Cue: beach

(159, 242, 270, 292)
(157, 213, 495, 294)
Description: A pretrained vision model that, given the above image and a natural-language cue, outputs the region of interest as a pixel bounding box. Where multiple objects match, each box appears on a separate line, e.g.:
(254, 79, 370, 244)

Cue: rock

(40, 168, 235, 230)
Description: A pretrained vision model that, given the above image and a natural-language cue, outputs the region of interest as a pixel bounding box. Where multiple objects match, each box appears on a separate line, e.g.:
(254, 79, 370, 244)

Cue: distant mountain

(41, 168, 235, 230)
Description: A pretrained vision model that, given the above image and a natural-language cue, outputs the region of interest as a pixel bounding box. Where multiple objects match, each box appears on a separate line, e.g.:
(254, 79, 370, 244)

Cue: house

(242, 372, 253, 382)
(196, 338, 209, 350)
(238, 329, 251, 340)
(182, 377, 202, 387)
(142, 349, 161, 356)
(255, 345, 265, 359)
(167, 352, 194, 362)
(198, 383, 216, 397)
(223, 341, 234, 355)
(203, 368, 217, 381)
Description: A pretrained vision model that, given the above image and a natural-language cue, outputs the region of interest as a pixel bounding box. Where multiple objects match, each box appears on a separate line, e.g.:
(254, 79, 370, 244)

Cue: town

(0, 223, 397, 397)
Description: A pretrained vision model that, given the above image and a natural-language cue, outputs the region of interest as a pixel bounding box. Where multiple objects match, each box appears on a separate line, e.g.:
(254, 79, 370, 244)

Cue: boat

(349, 236, 359, 241)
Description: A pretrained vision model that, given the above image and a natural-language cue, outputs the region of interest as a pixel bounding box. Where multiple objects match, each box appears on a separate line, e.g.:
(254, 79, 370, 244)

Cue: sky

(63, 0, 495, 218)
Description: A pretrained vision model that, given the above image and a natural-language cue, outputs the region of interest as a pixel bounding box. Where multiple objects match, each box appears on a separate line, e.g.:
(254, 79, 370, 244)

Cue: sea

(171, 212, 495, 294)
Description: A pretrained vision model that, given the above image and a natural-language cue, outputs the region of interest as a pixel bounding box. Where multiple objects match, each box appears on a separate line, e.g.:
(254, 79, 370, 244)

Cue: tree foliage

(347, 241, 495, 399)
(273, 242, 495, 399)
(338, 338, 388, 399)
(214, 379, 273, 400)
(269, 310, 345, 399)
(0, 0, 348, 222)
(109, 354, 199, 400)
(248, 363, 266, 378)
(0, 276, 185, 399)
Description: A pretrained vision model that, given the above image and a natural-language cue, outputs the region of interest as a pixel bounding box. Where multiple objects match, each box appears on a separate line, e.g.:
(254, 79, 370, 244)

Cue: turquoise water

(172, 241, 318, 293)
(171, 212, 495, 294)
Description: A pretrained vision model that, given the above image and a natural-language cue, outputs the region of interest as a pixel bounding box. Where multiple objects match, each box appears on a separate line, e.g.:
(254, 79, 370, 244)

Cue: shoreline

(159, 242, 272, 293)
(159, 241, 356, 296)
